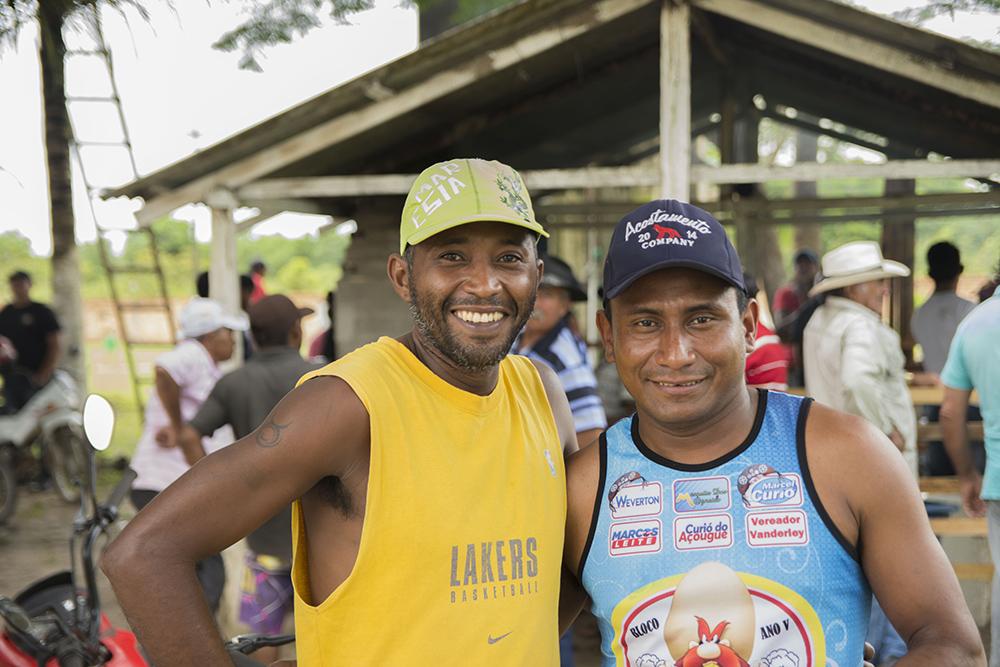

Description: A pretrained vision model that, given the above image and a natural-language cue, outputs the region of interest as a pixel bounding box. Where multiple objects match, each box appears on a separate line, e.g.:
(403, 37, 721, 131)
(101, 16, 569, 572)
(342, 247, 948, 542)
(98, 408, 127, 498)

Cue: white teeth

(656, 380, 700, 387)
(455, 310, 503, 323)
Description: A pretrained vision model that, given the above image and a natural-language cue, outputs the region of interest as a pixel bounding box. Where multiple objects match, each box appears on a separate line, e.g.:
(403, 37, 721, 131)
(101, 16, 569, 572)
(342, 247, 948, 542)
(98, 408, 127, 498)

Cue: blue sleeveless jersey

(580, 390, 871, 667)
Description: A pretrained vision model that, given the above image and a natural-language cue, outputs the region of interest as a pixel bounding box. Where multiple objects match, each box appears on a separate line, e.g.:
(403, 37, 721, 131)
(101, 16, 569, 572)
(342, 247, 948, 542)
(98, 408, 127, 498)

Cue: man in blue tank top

(559, 200, 984, 666)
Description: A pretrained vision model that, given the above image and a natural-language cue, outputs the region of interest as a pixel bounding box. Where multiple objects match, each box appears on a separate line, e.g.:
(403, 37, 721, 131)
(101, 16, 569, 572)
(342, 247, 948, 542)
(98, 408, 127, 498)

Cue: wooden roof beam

(233, 159, 1000, 200)
(694, 0, 1000, 109)
(127, 0, 656, 225)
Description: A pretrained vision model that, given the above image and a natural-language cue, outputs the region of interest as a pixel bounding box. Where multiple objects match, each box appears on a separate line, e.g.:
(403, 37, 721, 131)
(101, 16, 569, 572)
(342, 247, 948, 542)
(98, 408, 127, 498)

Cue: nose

(697, 642, 721, 659)
(654, 325, 696, 370)
(462, 258, 502, 299)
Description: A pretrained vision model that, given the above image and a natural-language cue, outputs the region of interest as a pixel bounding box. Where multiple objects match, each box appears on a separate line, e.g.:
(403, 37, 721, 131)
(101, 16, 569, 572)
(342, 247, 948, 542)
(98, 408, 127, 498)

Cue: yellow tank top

(291, 337, 565, 666)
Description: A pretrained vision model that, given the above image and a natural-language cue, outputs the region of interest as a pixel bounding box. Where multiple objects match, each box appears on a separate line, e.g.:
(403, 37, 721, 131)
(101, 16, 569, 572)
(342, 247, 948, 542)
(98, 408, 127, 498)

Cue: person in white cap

(127, 297, 249, 613)
(802, 240, 915, 665)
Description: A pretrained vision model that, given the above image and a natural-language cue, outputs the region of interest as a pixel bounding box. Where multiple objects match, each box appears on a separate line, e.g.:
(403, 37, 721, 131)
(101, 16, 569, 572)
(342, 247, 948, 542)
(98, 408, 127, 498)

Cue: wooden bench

(928, 515, 992, 582)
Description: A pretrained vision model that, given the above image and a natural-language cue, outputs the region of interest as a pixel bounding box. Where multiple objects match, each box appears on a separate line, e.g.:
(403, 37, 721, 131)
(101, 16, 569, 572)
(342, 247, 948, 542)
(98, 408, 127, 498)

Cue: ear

(387, 253, 412, 303)
(742, 298, 759, 354)
(596, 308, 615, 364)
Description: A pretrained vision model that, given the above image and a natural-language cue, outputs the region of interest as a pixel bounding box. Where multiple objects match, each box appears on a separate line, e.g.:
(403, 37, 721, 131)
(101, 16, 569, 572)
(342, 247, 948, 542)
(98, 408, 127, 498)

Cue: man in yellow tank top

(103, 158, 578, 666)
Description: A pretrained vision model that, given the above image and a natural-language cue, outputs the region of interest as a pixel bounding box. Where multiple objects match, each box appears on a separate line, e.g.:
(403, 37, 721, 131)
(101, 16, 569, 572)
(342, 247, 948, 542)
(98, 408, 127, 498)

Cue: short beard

(407, 272, 535, 373)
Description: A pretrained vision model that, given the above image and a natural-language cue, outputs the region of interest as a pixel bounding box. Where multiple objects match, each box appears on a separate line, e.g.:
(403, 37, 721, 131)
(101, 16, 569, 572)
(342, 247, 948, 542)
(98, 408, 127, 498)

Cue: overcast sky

(0, 0, 996, 255)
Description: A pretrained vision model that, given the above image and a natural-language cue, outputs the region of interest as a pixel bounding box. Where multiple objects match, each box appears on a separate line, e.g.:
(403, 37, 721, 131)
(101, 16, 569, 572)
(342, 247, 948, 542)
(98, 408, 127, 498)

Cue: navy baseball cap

(602, 199, 745, 300)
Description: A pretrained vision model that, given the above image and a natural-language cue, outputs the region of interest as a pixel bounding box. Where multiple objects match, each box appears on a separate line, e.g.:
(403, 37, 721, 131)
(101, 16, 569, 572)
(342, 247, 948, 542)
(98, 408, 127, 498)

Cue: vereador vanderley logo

(450, 537, 540, 603)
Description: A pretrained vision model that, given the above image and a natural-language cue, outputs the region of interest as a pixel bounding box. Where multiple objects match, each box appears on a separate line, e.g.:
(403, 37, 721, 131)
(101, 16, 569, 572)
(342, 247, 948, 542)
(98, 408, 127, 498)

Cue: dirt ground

(0, 480, 605, 665)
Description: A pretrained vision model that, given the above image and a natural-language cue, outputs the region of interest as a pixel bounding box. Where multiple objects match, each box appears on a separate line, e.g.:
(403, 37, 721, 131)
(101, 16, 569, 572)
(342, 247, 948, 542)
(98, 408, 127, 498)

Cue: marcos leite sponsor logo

(610, 519, 662, 557)
(672, 476, 731, 513)
(673, 513, 733, 551)
(610, 481, 663, 519)
(746, 509, 810, 548)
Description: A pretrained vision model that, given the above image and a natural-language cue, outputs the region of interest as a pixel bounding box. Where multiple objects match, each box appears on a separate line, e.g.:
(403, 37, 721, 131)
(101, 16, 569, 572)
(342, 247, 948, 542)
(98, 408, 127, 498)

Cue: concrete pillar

(794, 131, 822, 254)
(336, 203, 411, 356)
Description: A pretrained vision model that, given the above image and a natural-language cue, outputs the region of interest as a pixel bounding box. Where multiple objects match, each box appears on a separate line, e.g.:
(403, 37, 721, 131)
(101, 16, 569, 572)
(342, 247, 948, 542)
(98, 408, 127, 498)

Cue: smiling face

(397, 221, 541, 373)
(598, 268, 756, 431)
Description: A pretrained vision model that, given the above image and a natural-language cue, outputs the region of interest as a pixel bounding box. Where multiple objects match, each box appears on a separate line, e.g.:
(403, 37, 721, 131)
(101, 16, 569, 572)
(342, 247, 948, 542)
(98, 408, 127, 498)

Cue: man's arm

(576, 428, 602, 451)
(102, 376, 368, 666)
(530, 359, 579, 456)
(806, 404, 985, 665)
(940, 387, 984, 517)
(33, 331, 60, 385)
(178, 381, 234, 466)
(559, 440, 602, 633)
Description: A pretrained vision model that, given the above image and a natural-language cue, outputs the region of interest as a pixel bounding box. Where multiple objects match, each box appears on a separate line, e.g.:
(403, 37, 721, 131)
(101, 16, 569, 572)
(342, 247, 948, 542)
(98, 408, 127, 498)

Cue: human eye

(439, 251, 464, 262)
(498, 252, 525, 263)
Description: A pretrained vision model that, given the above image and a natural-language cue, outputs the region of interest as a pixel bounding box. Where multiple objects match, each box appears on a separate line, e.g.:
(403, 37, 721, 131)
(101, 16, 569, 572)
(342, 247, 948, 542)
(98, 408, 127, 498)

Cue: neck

(637, 386, 758, 464)
(399, 331, 499, 396)
(933, 279, 958, 293)
(12, 297, 29, 308)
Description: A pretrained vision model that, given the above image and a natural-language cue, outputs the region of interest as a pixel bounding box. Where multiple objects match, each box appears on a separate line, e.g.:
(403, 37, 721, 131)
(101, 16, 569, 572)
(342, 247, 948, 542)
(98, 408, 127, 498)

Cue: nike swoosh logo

(487, 631, 512, 645)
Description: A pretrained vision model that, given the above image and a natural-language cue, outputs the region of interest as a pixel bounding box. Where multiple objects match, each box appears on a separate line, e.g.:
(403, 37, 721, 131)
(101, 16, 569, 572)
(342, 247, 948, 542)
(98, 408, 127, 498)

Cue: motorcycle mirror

(83, 394, 115, 452)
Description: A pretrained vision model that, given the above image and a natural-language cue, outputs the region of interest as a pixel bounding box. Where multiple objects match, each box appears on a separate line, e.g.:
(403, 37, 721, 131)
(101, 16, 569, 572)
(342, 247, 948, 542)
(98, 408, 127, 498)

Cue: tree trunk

(39, 4, 85, 386)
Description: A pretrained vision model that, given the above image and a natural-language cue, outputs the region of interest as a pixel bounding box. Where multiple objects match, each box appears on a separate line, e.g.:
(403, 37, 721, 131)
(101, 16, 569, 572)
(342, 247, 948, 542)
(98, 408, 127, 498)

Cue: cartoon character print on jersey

(675, 617, 750, 667)
(610, 562, 824, 667)
(737, 464, 780, 507)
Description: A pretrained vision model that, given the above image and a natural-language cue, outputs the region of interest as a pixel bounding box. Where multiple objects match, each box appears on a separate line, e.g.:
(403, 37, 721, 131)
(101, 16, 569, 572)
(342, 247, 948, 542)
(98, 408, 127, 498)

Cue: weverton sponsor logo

(672, 513, 733, 551)
(746, 509, 810, 548)
(610, 481, 662, 519)
(609, 519, 662, 557)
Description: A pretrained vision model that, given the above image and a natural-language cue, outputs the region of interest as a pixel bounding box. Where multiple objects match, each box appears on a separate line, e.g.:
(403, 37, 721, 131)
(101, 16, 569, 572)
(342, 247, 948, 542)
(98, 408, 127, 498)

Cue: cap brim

(604, 259, 745, 301)
(297, 307, 314, 318)
(808, 260, 910, 297)
(401, 213, 548, 254)
(220, 312, 250, 332)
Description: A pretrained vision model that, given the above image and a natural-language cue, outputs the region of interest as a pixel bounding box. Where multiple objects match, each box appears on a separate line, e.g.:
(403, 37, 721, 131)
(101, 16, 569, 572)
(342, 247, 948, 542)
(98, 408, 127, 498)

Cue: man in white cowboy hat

(803, 240, 914, 665)
(803, 240, 916, 474)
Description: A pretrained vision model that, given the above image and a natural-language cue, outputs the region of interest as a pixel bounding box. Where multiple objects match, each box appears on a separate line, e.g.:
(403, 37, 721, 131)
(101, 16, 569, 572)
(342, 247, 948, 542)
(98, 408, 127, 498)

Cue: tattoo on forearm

(255, 419, 289, 448)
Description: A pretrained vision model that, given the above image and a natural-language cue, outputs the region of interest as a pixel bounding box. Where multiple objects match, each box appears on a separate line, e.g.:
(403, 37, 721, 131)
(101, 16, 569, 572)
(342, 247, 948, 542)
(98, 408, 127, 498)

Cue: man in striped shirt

(514, 253, 607, 451)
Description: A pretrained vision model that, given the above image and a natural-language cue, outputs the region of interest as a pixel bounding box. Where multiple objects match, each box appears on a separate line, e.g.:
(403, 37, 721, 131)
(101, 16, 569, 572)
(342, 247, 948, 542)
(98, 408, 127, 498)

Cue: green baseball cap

(400, 158, 549, 254)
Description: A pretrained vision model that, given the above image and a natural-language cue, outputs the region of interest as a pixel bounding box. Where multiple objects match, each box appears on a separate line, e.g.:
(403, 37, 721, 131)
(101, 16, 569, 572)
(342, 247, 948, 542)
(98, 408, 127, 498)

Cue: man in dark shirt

(0, 271, 61, 412)
(177, 294, 318, 662)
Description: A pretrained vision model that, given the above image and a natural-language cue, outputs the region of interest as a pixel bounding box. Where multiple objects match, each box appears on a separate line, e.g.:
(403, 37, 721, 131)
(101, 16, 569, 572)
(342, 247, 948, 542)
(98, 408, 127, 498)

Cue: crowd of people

(2, 157, 998, 666)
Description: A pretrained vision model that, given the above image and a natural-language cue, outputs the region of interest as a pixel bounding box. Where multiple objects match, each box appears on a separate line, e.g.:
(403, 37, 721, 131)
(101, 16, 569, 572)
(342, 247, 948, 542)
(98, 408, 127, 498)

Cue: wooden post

(881, 179, 916, 364)
(660, 0, 691, 200)
(794, 130, 822, 253)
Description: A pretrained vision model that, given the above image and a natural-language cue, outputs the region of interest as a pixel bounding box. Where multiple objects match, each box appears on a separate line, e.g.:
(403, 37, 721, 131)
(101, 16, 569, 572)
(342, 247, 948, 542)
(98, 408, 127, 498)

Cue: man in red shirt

(744, 272, 792, 390)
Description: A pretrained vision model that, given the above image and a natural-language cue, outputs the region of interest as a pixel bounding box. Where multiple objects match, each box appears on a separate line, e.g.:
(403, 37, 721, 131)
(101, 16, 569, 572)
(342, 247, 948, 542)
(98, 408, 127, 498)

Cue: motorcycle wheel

(0, 453, 16, 524)
(44, 426, 86, 504)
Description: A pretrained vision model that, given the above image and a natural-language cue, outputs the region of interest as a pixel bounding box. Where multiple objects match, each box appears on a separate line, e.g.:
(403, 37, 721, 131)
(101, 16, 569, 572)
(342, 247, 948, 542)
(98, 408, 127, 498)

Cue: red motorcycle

(0, 395, 291, 667)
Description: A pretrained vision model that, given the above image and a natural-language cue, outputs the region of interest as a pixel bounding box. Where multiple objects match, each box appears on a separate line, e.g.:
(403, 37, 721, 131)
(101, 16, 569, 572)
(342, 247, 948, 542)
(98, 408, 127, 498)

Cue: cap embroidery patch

(411, 161, 466, 229)
(496, 174, 531, 222)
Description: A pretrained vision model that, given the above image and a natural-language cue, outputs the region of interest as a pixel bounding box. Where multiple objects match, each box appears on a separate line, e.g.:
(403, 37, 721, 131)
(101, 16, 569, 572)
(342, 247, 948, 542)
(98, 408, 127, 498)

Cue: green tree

(0, 1, 149, 384)
(213, 0, 513, 70)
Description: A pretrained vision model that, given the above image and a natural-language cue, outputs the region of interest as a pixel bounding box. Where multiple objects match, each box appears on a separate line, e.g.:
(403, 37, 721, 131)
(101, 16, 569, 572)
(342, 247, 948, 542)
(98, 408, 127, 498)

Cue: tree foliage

(213, 0, 513, 70)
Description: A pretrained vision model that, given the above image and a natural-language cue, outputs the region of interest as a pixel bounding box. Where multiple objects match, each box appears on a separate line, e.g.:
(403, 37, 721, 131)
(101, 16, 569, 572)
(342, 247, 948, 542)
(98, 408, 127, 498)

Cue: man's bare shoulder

(526, 357, 576, 453)
(802, 400, 917, 539)
(805, 401, 896, 461)
(564, 434, 603, 570)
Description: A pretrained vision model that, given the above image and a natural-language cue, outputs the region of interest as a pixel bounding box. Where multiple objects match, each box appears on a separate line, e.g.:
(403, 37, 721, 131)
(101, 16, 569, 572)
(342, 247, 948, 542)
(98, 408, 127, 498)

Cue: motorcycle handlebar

(104, 468, 136, 512)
